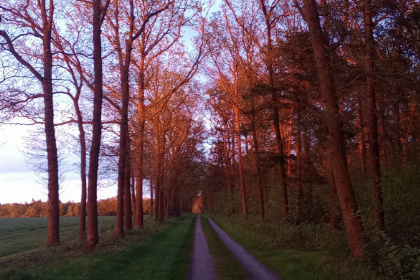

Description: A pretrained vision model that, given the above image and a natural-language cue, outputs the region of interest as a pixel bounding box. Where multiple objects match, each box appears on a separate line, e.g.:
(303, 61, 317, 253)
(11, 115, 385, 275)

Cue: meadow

(0, 216, 116, 258)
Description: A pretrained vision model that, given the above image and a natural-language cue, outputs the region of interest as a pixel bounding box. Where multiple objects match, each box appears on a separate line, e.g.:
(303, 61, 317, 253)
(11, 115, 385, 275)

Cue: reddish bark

(301, 0, 364, 258)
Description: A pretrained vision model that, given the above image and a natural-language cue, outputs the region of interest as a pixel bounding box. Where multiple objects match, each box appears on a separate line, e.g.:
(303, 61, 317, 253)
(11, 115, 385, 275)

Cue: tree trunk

(234, 106, 248, 219)
(87, 0, 107, 249)
(392, 96, 402, 166)
(295, 105, 302, 223)
(0, 0, 60, 245)
(302, 0, 364, 258)
(124, 139, 132, 230)
(75, 103, 87, 240)
(260, 0, 289, 220)
(329, 166, 341, 229)
(357, 88, 367, 172)
(44, 39, 60, 244)
(251, 114, 264, 219)
(363, 0, 384, 230)
(134, 69, 145, 228)
(223, 135, 235, 215)
(42, 0, 60, 246)
(131, 166, 136, 223)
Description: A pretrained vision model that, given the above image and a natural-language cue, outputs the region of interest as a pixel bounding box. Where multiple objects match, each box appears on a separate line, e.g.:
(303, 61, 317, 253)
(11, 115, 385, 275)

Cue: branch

(132, 1, 175, 42)
(292, 0, 305, 20)
(0, 31, 43, 82)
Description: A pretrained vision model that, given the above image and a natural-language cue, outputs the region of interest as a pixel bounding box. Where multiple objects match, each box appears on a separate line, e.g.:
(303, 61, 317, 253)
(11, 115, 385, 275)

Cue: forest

(1, 0, 420, 279)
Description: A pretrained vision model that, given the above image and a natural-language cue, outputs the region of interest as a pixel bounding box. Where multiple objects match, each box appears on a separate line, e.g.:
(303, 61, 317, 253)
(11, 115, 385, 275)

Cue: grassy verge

(209, 214, 388, 280)
(200, 216, 252, 280)
(0, 214, 195, 280)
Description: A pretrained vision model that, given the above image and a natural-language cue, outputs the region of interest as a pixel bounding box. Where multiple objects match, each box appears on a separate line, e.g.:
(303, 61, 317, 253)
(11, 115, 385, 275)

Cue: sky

(0, 124, 118, 204)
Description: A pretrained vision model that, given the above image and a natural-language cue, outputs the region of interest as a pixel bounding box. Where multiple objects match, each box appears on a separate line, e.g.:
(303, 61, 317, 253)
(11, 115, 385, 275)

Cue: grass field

(0, 215, 195, 280)
(0, 216, 116, 258)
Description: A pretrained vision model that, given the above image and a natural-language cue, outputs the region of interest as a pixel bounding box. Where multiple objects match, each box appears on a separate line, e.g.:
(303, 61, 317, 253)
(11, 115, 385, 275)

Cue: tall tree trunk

(75, 104, 87, 240)
(392, 97, 402, 166)
(234, 106, 248, 219)
(124, 139, 132, 230)
(357, 88, 367, 172)
(150, 183, 154, 217)
(251, 114, 264, 219)
(302, 0, 364, 258)
(329, 166, 341, 229)
(223, 135, 235, 215)
(88, 0, 109, 249)
(0, 0, 60, 245)
(134, 69, 145, 228)
(131, 166, 136, 223)
(303, 114, 313, 210)
(363, 0, 384, 230)
(155, 116, 165, 220)
(259, 0, 288, 220)
(43, 29, 60, 244)
(295, 105, 302, 223)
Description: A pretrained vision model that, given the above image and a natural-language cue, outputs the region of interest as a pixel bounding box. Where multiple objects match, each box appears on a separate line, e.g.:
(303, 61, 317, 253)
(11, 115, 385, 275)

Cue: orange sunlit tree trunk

(299, 0, 364, 259)
(87, 0, 111, 249)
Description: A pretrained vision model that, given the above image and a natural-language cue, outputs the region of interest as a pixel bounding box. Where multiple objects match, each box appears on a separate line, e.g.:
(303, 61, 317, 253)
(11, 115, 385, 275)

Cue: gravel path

(189, 215, 218, 280)
(207, 217, 282, 280)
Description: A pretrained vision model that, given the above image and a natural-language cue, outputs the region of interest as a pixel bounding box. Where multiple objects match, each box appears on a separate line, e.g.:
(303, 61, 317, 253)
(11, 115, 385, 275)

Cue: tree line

(0, 197, 153, 218)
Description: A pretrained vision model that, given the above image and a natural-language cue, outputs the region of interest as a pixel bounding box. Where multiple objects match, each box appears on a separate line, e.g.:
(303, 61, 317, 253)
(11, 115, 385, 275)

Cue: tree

(1, 0, 60, 244)
(87, 0, 111, 249)
(362, 0, 384, 231)
(298, 0, 364, 259)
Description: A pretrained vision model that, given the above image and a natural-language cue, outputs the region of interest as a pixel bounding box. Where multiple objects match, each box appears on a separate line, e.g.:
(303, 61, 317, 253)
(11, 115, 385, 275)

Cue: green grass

(209, 214, 387, 280)
(0, 215, 195, 280)
(0, 216, 116, 258)
(201, 216, 252, 280)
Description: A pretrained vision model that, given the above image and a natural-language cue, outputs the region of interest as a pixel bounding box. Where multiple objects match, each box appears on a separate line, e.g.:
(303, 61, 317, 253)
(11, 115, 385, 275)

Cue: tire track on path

(189, 214, 218, 280)
(207, 217, 282, 280)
